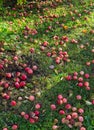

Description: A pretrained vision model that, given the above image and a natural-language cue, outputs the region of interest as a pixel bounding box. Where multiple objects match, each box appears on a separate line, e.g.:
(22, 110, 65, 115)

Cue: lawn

(0, 0, 94, 130)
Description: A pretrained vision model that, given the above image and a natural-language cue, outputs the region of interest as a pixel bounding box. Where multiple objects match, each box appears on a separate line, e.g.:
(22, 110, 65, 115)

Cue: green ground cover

(0, 0, 94, 130)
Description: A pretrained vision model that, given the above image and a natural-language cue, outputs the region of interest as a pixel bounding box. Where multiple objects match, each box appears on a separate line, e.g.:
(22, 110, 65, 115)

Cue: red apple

(34, 110, 40, 116)
(66, 115, 72, 120)
(84, 73, 90, 79)
(15, 82, 20, 89)
(76, 95, 82, 100)
(13, 56, 18, 61)
(29, 118, 35, 124)
(28, 95, 35, 101)
(21, 111, 25, 116)
(50, 104, 56, 110)
(73, 76, 78, 80)
(24, 114, 29, 120)
(72, 112, 78, 119)
(2, 93, 10, 100)
(65, 75, 72, 81)
(78, 108, 84, 114)
(59, 110, 65, 115)
(6, 73, 12, 78)
(35, 103, 41, 109)
(32, 65, 38, 71)
(52, 125, 58, 130)
(77, 82, 83, 87)
(12, 124, 18, 130)
(80, 127, 86, 130)
(78, 77, 83, 82)
(27, 68, 33, 74)
(62, 98, 67, 103)
(57, 94, 63, 100)
(65, 104, 71, 109)
(21, 74, 27, 80)
(20, 81, 26, 87)
(43, 41, 49, 47)
(3, 128, 8, 130)
(4, 83, 9, 88)
(84, 81, 89, 87)
(57, 99, 63, 105)
(30, 48, 35, 53)
(10, 100, 17, 106)
(78, 116, 84, 122)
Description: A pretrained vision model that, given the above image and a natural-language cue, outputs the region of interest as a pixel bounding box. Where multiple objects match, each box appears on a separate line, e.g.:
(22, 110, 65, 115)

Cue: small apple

(59, 110, 65, 115)
(50, 104, 56, 110)
(12, 124, 18, 130)
(6, 73, 12, 78)
(10, 100, 17, 106)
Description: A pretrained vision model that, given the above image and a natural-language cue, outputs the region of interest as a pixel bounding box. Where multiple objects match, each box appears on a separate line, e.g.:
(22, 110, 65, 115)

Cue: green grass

(0, 0, 94, 130)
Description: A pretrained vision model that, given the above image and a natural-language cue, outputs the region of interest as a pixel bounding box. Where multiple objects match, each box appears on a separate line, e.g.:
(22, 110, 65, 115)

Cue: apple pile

(20, 100, 41, 124)
(23, 26, 38, 39)
(0, 51, 38, 111)
(50, 94, 86, 130)
(65, 71, 91, 90)
(40, 37, 70, 65)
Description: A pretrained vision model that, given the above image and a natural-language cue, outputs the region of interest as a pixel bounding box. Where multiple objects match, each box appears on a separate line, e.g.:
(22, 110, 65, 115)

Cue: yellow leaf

(82, 30, 87, 33)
